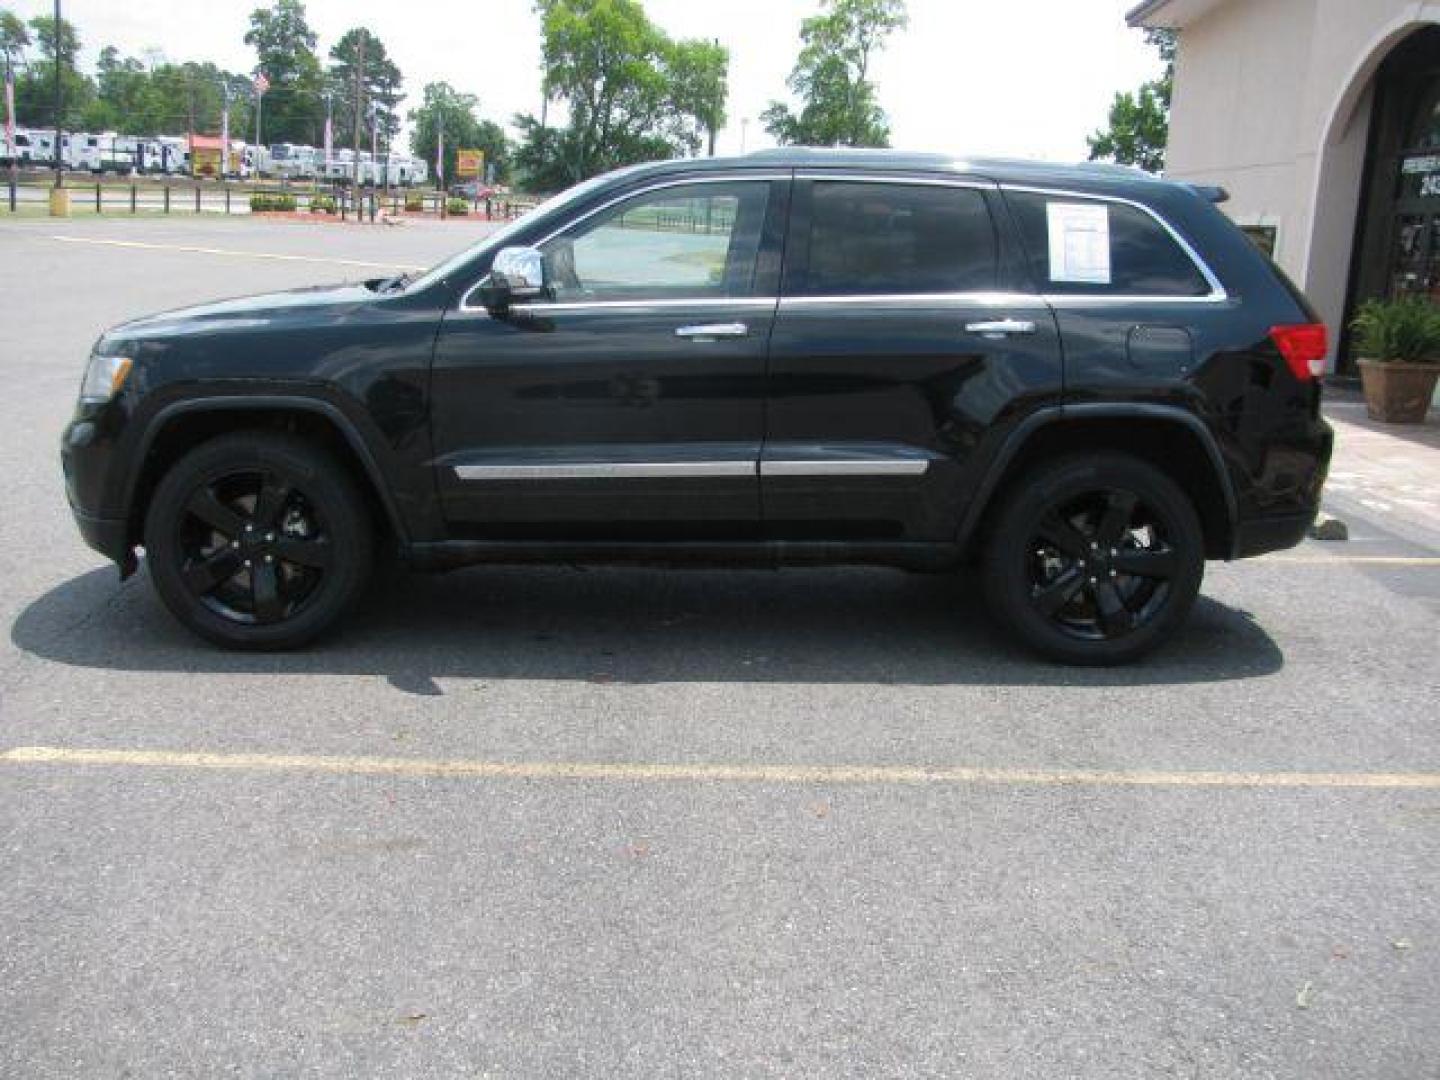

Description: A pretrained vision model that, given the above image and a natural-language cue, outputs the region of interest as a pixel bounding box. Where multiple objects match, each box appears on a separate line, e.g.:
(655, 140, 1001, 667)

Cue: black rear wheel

(145, 432, 373, 649)
(982, 454, 1204, 665)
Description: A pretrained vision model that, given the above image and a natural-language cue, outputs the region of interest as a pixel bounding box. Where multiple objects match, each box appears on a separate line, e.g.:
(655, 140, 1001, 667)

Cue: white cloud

(10, 0, 1162, 162)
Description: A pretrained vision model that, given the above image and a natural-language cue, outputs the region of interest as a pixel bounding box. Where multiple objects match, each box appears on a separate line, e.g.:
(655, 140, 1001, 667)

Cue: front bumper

(69, 504, 137, 576)
(62, 405, 138, 576)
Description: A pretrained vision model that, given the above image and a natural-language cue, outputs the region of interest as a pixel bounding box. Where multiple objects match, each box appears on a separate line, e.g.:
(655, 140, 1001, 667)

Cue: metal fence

(1, 169, 536, 222)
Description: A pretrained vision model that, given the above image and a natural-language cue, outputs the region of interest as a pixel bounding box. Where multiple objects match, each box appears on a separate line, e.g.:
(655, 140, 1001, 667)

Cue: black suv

(61, 149, 1332, 663)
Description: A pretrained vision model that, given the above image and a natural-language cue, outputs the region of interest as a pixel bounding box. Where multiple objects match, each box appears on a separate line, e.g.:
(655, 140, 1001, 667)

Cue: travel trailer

(155, 136, 190, 175)
(269, 143, 318, 180)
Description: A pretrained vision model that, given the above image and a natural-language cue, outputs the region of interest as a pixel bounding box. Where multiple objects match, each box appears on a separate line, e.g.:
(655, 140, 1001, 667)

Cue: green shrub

(404, 193, 425, 212)
(446, 198, 470, 216)
(249, 193, 297, 213)
(1351, 298, 1440, 364)
(308, 194, 337, 214)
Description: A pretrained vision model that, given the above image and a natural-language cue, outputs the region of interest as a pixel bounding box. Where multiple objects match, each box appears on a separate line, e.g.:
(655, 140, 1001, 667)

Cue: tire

(144, 431, 373, 650)
(981, 453, 1205, 665)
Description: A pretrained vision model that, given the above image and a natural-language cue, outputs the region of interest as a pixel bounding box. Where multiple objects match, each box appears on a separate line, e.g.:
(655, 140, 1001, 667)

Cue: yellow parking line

(49, 234, 425, 272)
(3, 746, 1437, 790)
(1260, 555, 1440, 566)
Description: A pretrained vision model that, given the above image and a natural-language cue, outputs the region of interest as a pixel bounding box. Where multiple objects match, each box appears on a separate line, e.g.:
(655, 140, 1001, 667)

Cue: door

(763, 176, 1064, 541)
(431, 175, 787, 540)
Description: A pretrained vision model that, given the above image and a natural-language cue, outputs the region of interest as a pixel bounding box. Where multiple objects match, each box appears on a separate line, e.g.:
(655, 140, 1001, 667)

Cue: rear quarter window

(1005, 190, 1212, 297)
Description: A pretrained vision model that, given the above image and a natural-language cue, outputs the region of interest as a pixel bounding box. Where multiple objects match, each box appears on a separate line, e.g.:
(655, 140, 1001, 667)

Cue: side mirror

(478, 246, 547, 313)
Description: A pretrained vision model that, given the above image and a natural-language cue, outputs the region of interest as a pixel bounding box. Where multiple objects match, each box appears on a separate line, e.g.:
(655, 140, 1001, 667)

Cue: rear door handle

(964, 318, 1037, 338)
(675, 322, 749, 340)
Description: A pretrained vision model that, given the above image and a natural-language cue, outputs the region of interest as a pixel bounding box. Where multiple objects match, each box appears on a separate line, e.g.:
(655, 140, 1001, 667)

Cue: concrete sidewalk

(1321, 384, 1440, 550)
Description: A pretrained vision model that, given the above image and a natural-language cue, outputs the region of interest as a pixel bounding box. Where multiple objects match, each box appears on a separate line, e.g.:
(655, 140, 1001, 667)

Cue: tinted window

(801, 182, 998, 295)
(1007, 191, 1211, 297)
(541, 181, 770, 302)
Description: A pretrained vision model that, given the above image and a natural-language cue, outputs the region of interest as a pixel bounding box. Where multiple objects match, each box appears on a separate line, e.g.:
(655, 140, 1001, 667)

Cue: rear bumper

(1228, 417, 1332, 559)
(1231, 511, 1315, 559)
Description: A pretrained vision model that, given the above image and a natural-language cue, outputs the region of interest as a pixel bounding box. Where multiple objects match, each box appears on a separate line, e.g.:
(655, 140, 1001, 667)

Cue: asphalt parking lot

(2, 215, 1438, 1078)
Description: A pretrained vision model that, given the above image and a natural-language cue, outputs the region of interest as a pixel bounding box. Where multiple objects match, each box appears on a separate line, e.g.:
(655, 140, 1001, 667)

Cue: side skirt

(404, 540, 966, 573)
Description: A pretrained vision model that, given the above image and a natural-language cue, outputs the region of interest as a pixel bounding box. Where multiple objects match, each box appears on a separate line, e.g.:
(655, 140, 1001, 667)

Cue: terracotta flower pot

(1356, 358, 1440, 424)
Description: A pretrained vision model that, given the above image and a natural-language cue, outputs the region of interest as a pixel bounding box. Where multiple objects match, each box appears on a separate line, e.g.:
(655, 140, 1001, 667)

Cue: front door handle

(675, 322, 749, 340)
(964, 318, 1037, 338)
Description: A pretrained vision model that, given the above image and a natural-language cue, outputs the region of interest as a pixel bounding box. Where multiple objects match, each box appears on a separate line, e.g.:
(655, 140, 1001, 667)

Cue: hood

(100, 280, 384, 345)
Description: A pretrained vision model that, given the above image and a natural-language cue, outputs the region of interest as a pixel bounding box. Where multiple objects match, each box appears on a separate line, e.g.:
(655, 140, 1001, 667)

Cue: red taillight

(1269, 323, 1328, 381)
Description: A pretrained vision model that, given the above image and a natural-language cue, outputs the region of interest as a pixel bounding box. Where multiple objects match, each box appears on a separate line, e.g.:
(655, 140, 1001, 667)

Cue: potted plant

(1351, 297, 1440, 423)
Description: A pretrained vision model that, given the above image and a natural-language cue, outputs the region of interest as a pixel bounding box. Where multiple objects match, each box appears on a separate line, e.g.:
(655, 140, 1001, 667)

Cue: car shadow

(11, 564, 1283, 691)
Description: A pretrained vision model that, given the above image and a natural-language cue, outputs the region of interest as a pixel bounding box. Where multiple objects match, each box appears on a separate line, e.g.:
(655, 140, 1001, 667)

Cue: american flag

(3, 61, 14, 158)
(253, 71, 270, 96)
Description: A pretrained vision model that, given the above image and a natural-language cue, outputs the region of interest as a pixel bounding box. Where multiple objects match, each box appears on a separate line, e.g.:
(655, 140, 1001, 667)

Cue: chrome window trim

(1043, 292, 1230, 307)
(779, 291, 1041, 308)
(509, 297, 779, 316)
(999, 183, 1229, 303)
(459, 173, 790, 313)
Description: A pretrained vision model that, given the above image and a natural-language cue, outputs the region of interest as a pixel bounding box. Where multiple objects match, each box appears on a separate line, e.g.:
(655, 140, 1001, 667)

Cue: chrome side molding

(759, 459, 929, 477)
(454, 457, 933, 481)
(454, 461, 754, 480)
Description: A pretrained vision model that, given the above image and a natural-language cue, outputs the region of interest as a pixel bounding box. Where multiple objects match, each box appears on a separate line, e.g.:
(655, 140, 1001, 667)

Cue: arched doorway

(1343, 25, 1440, 369)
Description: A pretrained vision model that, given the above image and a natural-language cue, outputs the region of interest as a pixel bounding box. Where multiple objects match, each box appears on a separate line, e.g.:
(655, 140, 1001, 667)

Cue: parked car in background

(61, 149, 1333, 663)
(449, 180, 492, 201)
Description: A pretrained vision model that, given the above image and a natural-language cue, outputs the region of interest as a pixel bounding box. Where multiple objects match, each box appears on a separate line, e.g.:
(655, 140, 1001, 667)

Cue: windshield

(399, 164, 655, 295)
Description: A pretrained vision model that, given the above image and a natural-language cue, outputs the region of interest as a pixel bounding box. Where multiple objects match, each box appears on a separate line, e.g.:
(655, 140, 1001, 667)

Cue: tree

(514, 0, 730, 189)
(668, 38, 728, 156)
(244, 0, 324, 144)
(12, 13, 94, 130)
(409, 82, 508, 186)
(1087, 29, 1176, 174)
(327, 28, 404, 150)
(28, 13, 79, 68)
(762, 0, 906, 148)
(510, 112, 584, 192)
(73, 46, 255, 139)
(0, 8, 30, 69)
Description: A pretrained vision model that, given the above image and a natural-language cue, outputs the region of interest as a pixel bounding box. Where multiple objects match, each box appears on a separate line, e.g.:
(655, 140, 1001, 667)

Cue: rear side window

(799, 181, 998, 295)
(1005, 190, 1211, 297)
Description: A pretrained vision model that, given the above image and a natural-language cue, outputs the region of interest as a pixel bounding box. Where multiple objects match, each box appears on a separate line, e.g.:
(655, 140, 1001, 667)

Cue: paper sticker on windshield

(1046, 202, 1111, 284)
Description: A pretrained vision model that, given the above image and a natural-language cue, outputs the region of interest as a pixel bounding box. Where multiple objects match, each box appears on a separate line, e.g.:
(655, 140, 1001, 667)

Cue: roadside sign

(456, 149, 484, 179)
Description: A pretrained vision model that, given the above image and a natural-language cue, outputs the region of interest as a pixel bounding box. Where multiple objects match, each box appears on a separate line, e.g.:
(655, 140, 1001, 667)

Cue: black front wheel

(981, 454, 1205, 665)
(145, 432, 373, 650)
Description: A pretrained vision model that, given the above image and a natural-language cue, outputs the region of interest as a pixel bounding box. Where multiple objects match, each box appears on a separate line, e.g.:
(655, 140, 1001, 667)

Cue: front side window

(1006, 190, 1211, 297)
(799, 181, 998, 296)
(541, 181, 771, 302)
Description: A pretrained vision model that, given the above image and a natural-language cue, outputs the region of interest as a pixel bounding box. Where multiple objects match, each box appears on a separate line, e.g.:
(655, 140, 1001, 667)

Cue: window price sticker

(1046, 202, 1112, 284)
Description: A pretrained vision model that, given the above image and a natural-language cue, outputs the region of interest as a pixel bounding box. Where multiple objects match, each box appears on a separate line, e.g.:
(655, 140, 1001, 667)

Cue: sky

(8, 0, 1162, 161)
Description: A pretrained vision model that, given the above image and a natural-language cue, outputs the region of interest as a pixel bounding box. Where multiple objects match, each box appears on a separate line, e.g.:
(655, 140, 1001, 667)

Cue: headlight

(79, 354, 133, 404)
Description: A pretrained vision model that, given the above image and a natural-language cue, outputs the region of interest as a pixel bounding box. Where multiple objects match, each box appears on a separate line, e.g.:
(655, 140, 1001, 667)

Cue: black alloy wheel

(176, 469, 332, 625)
(982, 454, 1204, 664)
(145, 432, 373, 649)
(1026, 487, 1179, 642)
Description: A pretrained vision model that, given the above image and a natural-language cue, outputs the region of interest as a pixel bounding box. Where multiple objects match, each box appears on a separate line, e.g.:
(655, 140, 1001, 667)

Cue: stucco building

(1128, 0, 1440, 371)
